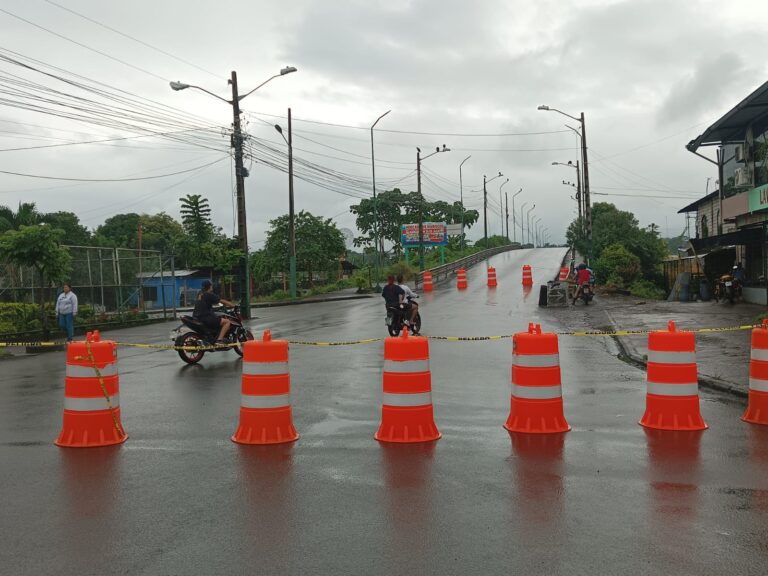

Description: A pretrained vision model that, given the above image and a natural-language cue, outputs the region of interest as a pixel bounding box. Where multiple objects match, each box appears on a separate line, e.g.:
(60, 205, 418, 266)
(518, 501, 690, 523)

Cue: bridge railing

(414, 245, 520, 288)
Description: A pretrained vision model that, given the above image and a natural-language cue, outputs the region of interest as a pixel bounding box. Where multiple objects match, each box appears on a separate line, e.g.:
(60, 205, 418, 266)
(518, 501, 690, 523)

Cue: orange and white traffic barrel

(504, 323, 570, 434)
(487, 266, 498, 288)
(559, 267, 569, 281)
(743, 320, 768, 425)
(55, 330, 127, 448)
(232, 330, 299, 445)
(375, 327, 440, 443)
(522, 265, 533, 286)
(639, 321, 707, 431)
(423, 271, 433, 292)
(457, 268, 468, 290)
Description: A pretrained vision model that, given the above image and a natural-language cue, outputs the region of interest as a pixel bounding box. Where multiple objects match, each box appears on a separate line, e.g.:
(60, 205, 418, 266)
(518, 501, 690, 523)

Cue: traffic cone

(640, 321, 707, 431)
(422, 271, 433, 292)
(487, 266, 498, 287)
(55, 331, 127, 448)
(559, 267, 569, 281)
(232, 330, 299, 445)
(522, 265, 533, 286)
(456, 268, 468, 290)
(375, 327, 440, 443)
(743, 320, 768, 425)
(504, 323, 570, 434)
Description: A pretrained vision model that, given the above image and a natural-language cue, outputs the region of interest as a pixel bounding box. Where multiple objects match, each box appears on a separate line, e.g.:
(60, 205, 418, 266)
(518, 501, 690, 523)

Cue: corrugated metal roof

(677, 190, 719, 213)
(687, 80, 768, 152)
(135, 269, 199, 279)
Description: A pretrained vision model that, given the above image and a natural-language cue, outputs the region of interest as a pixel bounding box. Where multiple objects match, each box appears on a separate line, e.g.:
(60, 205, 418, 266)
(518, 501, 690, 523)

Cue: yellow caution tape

(0, 324, 761, 350)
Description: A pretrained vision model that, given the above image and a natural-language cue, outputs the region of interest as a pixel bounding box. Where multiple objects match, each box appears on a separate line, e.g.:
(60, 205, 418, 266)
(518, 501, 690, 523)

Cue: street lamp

(417, 145, 450, 271)
(511, 188, 523, 244)
(459, 155, 471, 249)
(525, 205, 536, 246)
(274, 111, 296, 299)
(499, 178, 509, 237)
(539, 104, 591, 263)
(519, 201, 528, 243)
(170, 65, 297, 318)
(370, 110, 391, 293)
(533, 217, 541, 247)
(483, 171, 504, 243)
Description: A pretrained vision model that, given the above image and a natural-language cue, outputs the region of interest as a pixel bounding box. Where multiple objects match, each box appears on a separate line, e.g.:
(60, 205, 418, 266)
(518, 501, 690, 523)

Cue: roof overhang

(689, 227, 762, 252)
(677, 189, 719, 213)
(686, 80, 768, 152)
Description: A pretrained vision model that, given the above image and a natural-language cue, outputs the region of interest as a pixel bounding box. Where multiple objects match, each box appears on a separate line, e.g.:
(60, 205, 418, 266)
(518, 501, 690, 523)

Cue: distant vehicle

(171, 305, 253, 364)
(714, 274, 741, 304)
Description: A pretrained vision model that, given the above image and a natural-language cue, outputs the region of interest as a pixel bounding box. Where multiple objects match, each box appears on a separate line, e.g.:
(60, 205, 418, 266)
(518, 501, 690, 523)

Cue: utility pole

(580, 112, 592, 264)
(459, 155, 471, 249)
(137, 222, 143, 310)
(288, 108, 296, 299)
(417, 148, 423, 271)
(505, 192, 509, 240)
(483, 174, 488, 243)
(229, 71, 251, 318)
(499, 178, 508, 238)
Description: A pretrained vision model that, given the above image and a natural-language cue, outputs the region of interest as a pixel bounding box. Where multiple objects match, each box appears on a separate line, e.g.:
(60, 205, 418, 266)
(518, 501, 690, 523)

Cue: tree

(349, 188, 479, 255)
(40, 211, 91, 246)
(263, 211, 345, 285)
(566, 202, 667, 282)
(0, 225, 72, 338)
(594, 243, 641, 287)
(179, 194, 214, 242)
(0, 202, 41, 232)
(94, 213, 141, 247)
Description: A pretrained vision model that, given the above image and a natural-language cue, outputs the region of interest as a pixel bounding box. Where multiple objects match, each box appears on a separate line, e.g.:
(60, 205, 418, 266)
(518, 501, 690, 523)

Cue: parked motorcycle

(714, 274, 742, 304)
(385, 297, 421, 336)
(171, 305, 254, 364)
(578, 283, 594, 305)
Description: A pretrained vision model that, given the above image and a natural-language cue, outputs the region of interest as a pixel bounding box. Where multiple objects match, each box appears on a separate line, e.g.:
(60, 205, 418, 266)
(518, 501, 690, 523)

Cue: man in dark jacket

(193, 280, 235, 343)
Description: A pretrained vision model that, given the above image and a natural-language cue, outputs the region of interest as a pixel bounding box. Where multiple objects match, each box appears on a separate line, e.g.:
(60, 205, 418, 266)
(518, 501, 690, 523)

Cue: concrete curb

(250, 293, 373, 308)
(605, 310, 748, 398)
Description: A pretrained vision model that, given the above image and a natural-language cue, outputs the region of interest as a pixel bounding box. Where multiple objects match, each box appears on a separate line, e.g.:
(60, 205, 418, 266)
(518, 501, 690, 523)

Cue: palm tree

(179, 194, 213, 242)
(0, 202, 41, 232)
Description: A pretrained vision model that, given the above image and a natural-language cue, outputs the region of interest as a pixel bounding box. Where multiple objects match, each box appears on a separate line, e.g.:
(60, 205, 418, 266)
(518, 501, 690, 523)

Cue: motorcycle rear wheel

(176, 331, 205, 364)
(411, 313, 422, 335)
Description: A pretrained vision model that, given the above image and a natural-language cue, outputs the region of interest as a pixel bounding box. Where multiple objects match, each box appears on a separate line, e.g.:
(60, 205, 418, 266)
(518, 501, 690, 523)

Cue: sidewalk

(546, 292, 765, 397)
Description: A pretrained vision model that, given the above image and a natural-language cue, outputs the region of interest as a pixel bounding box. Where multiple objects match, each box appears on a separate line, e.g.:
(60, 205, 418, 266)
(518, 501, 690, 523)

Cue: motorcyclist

(193, 280, 236, 344)
(733, 262, 745, 283)
(572, 263, 592, 304)
(382, 274, 405, 312)
(396, 274, 418, 325)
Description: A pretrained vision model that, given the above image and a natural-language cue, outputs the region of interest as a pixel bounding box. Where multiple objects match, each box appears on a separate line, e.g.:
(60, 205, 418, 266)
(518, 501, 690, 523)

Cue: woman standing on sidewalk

(56, 283, 78, 342)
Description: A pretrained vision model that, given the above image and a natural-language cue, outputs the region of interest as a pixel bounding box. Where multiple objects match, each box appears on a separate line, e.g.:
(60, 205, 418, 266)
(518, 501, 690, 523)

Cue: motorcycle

(385, 297, 422, 336)
(574, 283, 594, 305)
(170, 305, 254, 364)
(714, 274, 742, 304)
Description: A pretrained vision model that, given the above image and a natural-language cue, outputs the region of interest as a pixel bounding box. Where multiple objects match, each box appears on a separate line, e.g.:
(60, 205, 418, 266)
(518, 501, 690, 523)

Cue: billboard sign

(401, 222, 448, 247)
(446, 223, 463, 236)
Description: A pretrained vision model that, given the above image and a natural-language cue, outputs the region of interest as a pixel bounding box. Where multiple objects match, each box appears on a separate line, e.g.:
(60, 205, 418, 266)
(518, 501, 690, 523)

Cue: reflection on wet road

(2, 248, 767, 575)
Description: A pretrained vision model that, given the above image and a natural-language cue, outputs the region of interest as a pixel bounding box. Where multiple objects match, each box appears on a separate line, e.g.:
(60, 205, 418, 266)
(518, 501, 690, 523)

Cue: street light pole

(519, 201, 528, 244)
(499, 178, 508, 237)
(504, 192, 509, 240)
(275, 109, 296, 299)
(170, 65, 297, 318)
(553, 160, 583, 231)
(526, 205, 535, 245)
(370, 110, 391, 293)
(459, 155, 471, 249)
(511, 188, 522, 244)
(416, 145, 450, 271)
(539, 105, 592, 263)
(483, 171, 503, 244)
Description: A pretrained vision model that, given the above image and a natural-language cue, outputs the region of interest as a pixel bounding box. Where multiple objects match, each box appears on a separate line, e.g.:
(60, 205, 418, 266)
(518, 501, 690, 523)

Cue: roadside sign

(401, 222, 448, 247)
(446, 223, 462, 236)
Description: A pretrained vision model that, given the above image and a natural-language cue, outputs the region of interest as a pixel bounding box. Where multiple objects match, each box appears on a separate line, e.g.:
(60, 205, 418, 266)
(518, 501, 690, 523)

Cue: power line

(42, 0, 225, 81)
(0, 156, 228, 182)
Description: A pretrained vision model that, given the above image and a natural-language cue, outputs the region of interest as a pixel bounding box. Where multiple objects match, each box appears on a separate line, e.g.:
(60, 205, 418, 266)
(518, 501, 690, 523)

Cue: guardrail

(415, 245, 519, 288)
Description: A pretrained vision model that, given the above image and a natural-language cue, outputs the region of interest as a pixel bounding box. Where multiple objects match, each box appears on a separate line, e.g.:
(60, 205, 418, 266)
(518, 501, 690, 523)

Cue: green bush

(387, 261, 417, 281)
(352, 266, 372, 291)
(594, 243, 641, 287)
(630, 279, 667, 300)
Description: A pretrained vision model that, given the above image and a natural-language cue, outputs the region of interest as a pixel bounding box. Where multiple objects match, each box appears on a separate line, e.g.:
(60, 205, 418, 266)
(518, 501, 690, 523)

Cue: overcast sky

(1, 0, 767, 249)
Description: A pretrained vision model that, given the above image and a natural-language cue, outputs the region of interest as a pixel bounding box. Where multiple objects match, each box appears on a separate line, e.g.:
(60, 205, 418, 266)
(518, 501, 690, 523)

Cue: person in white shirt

(396, 274, 418, 326)
(55, 283, 78, 342)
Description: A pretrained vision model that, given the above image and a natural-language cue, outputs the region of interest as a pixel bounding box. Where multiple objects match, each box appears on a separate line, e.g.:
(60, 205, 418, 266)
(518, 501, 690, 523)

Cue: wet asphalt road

(2, 247, 768, 575)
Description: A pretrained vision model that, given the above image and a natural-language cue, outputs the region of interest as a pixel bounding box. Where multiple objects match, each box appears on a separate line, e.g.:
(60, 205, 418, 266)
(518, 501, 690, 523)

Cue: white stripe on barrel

(511, 384, 562, 400)
(513, 354, 559, 368)
(64, 394, 120, 411)
(383, 359, 430, 373)
(750, 349, 768, 362)
(646, 382, 699, 396)
(749, 378, 768, 393)
(66, 363, 118, 378)
(242, 362, 289, 376)
(646, 351, 696, 365)
(241, 394, 291, 409)
(382, 392, 432, 407)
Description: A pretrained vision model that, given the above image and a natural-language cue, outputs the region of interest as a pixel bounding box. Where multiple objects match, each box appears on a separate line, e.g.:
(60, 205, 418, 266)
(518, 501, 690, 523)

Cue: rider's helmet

(202, 279, 212, 291)
(577, 263, 587, 270)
